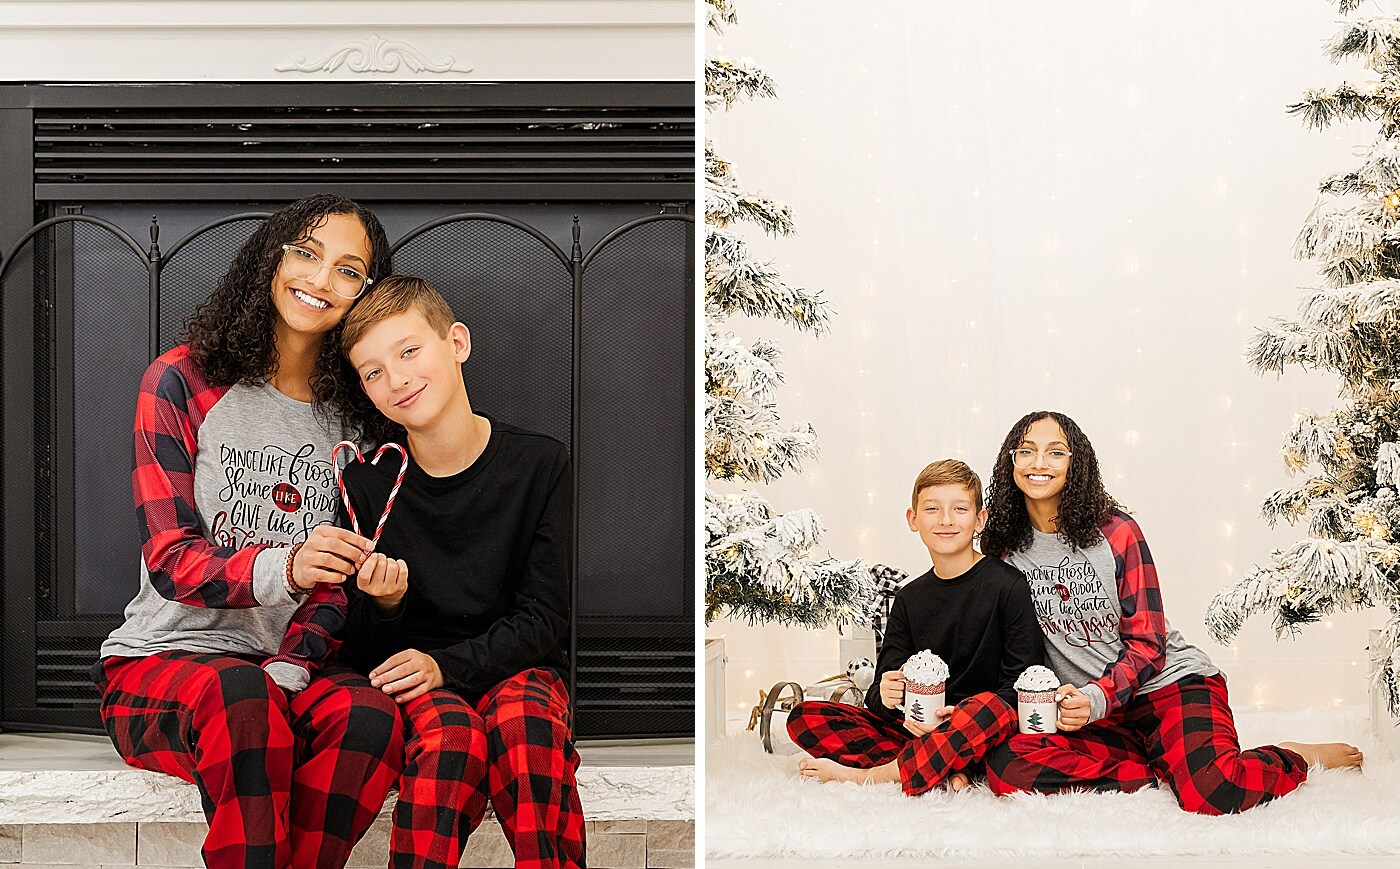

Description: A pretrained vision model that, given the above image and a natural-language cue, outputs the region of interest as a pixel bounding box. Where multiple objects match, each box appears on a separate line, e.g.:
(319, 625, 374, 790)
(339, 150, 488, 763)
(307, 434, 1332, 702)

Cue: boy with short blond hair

(337, 275, 583, 869)
(786, 459, 1044, 793)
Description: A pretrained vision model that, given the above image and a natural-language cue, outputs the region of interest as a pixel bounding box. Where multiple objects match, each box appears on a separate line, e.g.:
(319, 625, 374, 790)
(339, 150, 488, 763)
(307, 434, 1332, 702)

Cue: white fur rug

(705, 707, 1400, 859)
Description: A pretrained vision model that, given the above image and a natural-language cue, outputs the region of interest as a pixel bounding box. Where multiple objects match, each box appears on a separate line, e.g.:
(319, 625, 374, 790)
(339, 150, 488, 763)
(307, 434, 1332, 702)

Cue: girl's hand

(879, 669, 906, 710)
(370, 648, 443, 703)
(357, 552, 408, 614)
(1056, 684, 1091, 731)
(294, 525, 371, 587)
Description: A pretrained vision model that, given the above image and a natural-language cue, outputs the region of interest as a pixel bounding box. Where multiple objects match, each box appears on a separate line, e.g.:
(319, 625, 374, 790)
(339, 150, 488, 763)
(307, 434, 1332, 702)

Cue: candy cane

(332, 440, 409, 545)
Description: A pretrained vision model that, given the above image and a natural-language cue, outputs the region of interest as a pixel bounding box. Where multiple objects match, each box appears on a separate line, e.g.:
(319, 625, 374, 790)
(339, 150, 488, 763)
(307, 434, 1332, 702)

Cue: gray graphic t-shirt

(102, 377, 344, 673)
(1006, 514, 1217, 722)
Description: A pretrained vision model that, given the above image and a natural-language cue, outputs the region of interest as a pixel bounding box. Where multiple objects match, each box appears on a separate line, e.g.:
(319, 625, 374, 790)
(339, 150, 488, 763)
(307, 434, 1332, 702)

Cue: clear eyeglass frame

(1009, 448, 1073, 469)
(279, 244, 373, 299)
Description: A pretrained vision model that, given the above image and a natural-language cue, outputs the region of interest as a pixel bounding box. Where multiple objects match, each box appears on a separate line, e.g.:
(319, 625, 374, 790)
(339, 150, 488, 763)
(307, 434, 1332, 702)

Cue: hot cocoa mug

(901, 680, 945, 728)
(1017, 690, 1059, 735)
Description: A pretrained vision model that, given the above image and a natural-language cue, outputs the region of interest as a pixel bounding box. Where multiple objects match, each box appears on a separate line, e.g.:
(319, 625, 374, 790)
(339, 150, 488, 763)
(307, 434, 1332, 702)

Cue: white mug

(902, 682, 945, 727)
(1017, 691, 1059, 735)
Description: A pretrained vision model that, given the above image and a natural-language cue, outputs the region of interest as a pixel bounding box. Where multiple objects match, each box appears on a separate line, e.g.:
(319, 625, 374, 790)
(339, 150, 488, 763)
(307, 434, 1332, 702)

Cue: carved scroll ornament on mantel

(275, 35, 473, 75)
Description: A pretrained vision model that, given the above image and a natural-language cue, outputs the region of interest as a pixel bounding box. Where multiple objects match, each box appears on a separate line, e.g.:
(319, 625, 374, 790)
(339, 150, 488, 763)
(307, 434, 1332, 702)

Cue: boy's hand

(903, 706, 954, 737)
(294, 526, 371, 587)
(1056, 684, 1091, 731)
(357, 552, 408, 614)
(879, 669, 906, 710)
(370, 648, 443, 703)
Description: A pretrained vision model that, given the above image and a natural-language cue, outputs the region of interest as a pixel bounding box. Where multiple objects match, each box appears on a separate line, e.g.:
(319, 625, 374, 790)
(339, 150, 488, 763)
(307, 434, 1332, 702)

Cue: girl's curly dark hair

(980, 410, 1122, 556)
(183, 194, 392, 433)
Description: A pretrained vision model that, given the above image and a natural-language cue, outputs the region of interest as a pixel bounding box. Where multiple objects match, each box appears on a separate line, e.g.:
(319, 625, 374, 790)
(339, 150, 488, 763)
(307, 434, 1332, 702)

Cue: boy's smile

(348, 308, 471, 429)
(906, 482, 986, 573)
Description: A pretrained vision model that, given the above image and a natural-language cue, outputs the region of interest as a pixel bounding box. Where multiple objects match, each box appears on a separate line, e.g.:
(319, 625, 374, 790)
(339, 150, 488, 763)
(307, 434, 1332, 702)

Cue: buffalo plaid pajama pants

(785, 691, 1017, 795)
(986, 673, 1308, 815)
(95, 651, 403, 869)
(391, 667, 585, 869)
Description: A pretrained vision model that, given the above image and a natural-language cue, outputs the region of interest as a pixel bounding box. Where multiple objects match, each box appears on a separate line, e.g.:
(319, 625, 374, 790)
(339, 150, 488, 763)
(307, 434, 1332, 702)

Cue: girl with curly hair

(980, 410, 1362, 815)
(94, 194, 404, 868)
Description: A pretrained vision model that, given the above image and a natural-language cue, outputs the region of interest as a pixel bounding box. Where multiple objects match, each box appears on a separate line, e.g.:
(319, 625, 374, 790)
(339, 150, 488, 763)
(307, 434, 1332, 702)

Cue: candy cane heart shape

(331, 440, 410, 546)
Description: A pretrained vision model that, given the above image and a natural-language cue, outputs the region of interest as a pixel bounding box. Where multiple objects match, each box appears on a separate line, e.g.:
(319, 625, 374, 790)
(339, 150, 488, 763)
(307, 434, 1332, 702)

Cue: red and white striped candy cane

(331, 440, 410, 545)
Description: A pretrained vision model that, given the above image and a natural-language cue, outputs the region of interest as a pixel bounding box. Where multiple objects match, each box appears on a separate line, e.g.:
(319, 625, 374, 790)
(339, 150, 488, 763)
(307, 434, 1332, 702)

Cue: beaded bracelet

(284, 542, 310, 596)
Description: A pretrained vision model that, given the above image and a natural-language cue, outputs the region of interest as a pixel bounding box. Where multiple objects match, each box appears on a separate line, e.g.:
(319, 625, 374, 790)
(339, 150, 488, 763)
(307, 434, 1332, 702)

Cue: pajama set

(988, 510, 1308, 814)
(786, 556, 1044, 794)
(95, 345, 403, 869)
(340, 419, 583, 869)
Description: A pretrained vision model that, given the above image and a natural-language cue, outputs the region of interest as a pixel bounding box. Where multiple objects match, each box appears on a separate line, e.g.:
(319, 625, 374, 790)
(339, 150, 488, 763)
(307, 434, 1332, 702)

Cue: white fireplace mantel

(0, 0, 694, 81)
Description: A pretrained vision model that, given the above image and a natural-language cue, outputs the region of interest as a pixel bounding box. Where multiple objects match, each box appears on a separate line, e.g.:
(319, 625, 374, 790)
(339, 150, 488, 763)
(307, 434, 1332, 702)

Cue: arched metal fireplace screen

(0, 207, 693, 739)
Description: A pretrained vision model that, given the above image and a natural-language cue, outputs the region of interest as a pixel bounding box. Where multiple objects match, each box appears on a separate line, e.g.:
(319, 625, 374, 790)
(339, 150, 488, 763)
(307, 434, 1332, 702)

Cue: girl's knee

(192, 660, 281, 715)
(311, 681, 404, 758)
(192, 662, 291, 745)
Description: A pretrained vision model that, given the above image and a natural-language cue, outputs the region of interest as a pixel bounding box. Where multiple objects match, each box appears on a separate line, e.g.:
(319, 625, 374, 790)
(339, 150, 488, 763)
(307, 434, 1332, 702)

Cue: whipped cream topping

(903, 649, 949, 686)
(1015, 664, 1059, 692)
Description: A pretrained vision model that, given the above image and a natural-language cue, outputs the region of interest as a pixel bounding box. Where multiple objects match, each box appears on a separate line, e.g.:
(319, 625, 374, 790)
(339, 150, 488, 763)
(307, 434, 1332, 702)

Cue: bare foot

(797, 757, 899, 784)
(947, 772, 971, 792)
(1279, 741, 1364, 770)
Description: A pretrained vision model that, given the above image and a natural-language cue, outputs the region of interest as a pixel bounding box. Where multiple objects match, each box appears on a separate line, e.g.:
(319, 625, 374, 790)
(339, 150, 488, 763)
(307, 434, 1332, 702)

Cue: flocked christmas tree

(704, 0, 870, 629)
(1205, 0, 1400, 717)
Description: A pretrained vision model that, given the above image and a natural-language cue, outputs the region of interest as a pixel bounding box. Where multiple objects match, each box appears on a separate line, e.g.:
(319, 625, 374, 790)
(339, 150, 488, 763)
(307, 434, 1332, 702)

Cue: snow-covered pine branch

(706, 143, 796, 235)
(707, 0, 738, 33)
(1325, 18, 1400, 72)
(706, 57, 778, 111)
(705, 227, 833, 333)
(705, 491, 870, 628)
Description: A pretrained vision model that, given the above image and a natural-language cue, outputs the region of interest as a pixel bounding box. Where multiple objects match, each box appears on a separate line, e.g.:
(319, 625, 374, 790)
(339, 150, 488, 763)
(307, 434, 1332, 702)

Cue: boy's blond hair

(911, 459, 984, 511)
(341, 275, 456, 354)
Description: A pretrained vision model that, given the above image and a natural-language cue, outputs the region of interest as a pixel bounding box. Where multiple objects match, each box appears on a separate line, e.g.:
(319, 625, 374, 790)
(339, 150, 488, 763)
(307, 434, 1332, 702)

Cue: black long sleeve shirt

(340, 419, 570, 703)
(864, 555, 1045, 718)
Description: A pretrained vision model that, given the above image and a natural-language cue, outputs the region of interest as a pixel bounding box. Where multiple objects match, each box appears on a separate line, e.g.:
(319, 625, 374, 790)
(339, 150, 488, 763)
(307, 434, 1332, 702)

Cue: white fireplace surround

(0, 0, 693, 81)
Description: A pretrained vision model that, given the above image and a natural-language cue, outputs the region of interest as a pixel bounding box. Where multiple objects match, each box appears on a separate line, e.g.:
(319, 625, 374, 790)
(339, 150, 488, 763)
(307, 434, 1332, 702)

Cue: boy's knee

(410, 699, 487, 759)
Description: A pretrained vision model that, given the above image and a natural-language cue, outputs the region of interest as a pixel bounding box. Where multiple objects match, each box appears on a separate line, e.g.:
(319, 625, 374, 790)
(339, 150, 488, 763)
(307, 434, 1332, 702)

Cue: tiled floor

(0, 732, 694, 867)
(0, 732, 693, 771)
(1, 817, 693, 867)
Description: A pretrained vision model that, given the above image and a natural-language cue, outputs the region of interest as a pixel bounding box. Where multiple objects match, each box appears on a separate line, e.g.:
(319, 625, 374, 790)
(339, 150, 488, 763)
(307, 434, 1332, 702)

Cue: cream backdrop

(707, 0, 1397, 724)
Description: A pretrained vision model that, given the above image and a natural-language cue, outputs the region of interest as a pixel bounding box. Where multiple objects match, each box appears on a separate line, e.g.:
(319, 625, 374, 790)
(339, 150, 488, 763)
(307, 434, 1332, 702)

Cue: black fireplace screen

(1, 205, 693, 738)
(0, 81, 694, 740)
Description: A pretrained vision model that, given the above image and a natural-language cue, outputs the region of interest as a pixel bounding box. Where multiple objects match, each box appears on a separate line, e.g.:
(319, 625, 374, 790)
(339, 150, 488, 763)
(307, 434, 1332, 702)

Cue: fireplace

(0, 82, 694, 738)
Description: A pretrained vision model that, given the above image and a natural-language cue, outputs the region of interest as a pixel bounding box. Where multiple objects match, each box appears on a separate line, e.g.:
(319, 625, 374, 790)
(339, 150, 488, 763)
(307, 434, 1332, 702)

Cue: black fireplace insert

(0, 82, 695, 738)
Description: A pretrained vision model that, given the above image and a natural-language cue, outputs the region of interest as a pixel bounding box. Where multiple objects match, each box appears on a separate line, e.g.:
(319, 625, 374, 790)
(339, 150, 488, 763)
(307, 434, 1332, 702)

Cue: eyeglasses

(1010, 448, 1072, 469)
(280, 244, 373, 299)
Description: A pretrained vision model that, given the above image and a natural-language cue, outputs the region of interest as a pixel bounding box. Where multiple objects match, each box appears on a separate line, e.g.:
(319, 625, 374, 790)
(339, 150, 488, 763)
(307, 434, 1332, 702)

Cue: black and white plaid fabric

(867, 563, 910, 643)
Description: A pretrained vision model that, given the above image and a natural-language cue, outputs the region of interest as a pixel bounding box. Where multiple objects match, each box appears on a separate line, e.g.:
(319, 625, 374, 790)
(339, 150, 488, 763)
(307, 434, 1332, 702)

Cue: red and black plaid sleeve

(1091, 511, 1168, 716)
(132, 346, 268, 608)
(265, 583, 347, 675)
